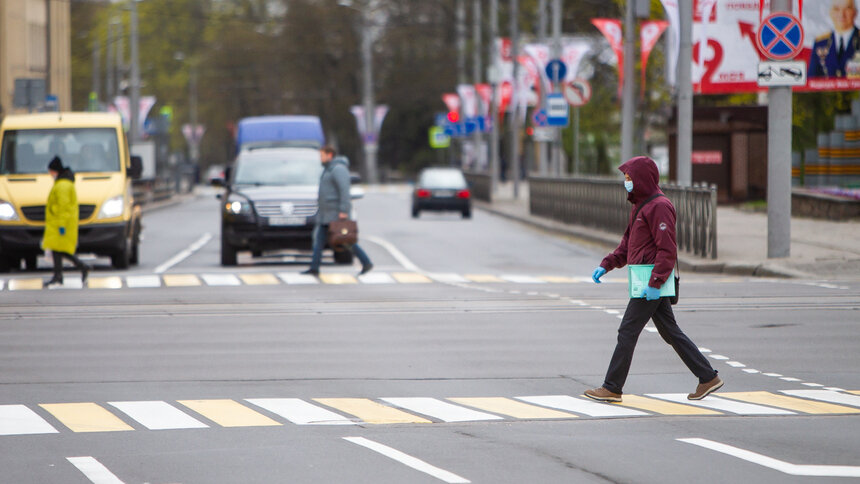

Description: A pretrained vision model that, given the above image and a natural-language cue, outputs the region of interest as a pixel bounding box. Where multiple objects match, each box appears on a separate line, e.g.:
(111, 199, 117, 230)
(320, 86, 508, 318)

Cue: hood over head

(618, 156, 660, 203)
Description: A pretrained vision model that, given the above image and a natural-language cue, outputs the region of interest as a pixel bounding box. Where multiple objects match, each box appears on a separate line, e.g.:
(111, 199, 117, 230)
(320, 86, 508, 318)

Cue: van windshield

(233, 151, 323, 186)
(0, 128, 120, 174)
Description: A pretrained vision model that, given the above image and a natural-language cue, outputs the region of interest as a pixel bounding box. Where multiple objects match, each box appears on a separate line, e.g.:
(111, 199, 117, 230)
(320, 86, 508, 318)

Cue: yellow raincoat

(42, 170, 79, 254)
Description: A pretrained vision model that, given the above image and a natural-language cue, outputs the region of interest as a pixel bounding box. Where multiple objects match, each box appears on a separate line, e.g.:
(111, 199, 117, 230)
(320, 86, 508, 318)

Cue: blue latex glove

(59, 226, 66, 236)
(642, 286, 661, 300)
(591, 267, 606, 283)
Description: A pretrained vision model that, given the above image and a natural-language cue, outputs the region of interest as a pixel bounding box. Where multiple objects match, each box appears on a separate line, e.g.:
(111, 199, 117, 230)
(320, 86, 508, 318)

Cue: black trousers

(51, 251, 86, 281)
(602, 297, 717, 394)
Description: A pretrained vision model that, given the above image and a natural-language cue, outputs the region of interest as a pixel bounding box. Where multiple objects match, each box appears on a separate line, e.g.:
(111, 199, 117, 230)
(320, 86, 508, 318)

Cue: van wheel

(411, 208, 419, 218)
(462, 209, 471, 219)
(112, 244, 131, 269)
(129, 221, 141, 265)
(221, 234, 237, 266)
(333, 249, 353, 265)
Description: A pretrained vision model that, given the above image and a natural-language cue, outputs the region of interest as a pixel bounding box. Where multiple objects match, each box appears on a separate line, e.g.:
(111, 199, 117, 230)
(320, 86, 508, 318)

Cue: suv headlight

(98, 195, 124, 219)
(0, 200, 19, 221)
(225, 196, 251, 215)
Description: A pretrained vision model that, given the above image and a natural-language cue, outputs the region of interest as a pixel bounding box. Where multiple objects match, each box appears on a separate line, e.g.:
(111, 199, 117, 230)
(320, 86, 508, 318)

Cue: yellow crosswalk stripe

(8, 278, 43, 290)
(464, 274, 504, 283)
(238, 273, 280, 285)
(449, 397, 578, 419)
(539, 276, 578, 283)
(162, 274, 201, 287)
(719, 392, 860, 414)
(613, 395, 721, 415)
(313, 398, 430, 424)
(318, 273, 357, 284)
(177, 399, 281, 427)
(87, 276, 123, 289)
(39, 403, 134, 432)
(391, 272, 432, 283)
(850, 391, 860, 396)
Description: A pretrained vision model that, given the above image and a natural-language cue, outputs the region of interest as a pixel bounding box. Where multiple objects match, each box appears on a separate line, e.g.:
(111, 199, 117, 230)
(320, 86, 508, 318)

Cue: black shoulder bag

(631, 194, 680, 305)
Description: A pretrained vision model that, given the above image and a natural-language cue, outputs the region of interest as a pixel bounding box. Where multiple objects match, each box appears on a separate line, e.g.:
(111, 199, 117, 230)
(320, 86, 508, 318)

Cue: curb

(475, 201, 805, 279)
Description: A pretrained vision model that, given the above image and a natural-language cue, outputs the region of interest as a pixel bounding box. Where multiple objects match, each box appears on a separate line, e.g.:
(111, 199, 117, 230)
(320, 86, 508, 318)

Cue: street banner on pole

(591, 18, 624, 96)
(640, 20, 670, 97)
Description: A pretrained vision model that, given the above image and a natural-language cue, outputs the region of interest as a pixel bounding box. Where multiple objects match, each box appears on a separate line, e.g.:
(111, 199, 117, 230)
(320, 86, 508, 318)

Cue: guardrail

(463, 172, 493, 202)
(529, 176, 717, 259)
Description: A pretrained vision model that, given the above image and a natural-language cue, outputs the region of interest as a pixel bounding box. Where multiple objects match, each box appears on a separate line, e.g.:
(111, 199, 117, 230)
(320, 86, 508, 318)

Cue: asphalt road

(1, 186, 858, 484)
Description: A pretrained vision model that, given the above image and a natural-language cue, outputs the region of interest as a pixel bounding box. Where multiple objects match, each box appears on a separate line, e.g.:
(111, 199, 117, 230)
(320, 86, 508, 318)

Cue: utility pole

(472, 0, 484, 171)
(536, 0, 548, 176)
(620, 0, 636, 162)
(551, 0, 562, 175)
(768, 0, 792, 258)
(91, 37, 101, 104)
(116, 19, 124, 98)
(105, 20, 114, 103)
(129, 0, 140, 144)
(510, 0, 520, 198)
(360, 9, 378, 184)
(676, 0, 693, 186)
(488, 0, 499, 197)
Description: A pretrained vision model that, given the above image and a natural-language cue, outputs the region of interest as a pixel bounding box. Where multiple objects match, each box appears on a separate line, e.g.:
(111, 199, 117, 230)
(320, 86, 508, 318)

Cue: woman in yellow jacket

(43, 157, 89, 287)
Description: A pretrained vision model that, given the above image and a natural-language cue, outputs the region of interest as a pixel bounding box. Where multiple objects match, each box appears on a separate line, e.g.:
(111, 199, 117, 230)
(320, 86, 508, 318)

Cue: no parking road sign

(756, 13, 804, 61)
(562, 79, 592, 107)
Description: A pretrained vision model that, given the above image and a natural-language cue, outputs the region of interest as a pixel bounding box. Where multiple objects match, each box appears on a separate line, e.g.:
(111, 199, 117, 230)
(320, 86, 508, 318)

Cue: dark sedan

(411, 167, 471, 219)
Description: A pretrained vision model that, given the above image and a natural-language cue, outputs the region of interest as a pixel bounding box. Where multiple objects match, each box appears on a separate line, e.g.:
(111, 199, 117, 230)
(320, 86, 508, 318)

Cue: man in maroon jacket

(585, 156, 723, 403)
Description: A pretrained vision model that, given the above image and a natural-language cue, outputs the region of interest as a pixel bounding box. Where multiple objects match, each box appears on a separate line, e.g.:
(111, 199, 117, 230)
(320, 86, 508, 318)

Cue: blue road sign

(545, 93, 568, 126)
(545, 59, 567, 84)
(757, 13, 804, 61)
(532, 109, 548, 127)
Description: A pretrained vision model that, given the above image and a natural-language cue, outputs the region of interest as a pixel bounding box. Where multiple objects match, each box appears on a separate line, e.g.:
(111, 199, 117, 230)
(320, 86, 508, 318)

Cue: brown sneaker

(584, 387, 622, 403)
(688, 376, 724, 400)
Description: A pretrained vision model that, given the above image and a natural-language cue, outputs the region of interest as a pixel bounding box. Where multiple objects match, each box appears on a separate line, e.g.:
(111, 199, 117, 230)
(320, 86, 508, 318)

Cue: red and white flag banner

(591, 18, 624, 96)
(640, 20, 669, 97)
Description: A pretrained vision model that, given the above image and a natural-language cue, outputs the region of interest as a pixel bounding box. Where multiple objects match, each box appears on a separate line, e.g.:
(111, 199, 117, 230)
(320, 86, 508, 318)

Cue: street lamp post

(340, 0, 379, 184)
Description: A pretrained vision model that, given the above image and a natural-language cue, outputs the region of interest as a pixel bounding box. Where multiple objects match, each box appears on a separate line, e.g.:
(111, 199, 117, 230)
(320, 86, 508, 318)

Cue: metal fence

(463, 172, 492, 202)
(529, 176, 718, 259)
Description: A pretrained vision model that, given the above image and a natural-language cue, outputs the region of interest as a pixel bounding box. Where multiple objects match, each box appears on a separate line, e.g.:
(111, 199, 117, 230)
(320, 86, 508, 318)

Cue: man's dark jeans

(602, 297, 717, 394)
(308, 223, 371, 272)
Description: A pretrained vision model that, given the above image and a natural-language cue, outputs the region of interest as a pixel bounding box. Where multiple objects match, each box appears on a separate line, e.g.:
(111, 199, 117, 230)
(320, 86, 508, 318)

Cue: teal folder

(628, 264, 676, 298)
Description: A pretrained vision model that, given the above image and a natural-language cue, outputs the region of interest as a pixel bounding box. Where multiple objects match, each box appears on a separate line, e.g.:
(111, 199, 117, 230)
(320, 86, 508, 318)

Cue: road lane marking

(464, 274, 504, 283)
(314, 398, 431, 424)
(516, 395, 647, 417)
(67, 456, 125, 484)
(201, 274, 241, 286)
(718, 392, 860, 414)
(781, 390, 860, 407)
(646, 394, 795, 415)
(613, 395, 721, 415)
(177, 399, 281, 427)
(153, 232, 212, 274)
(318, 273, 357, 284)
(539, 276, 578, 283)
(87, 277, 122, 289)
(678, 438, 860, 477)
(500, 275, 545, 284)
(245, 398, 356, 425)
(8, 278, 43, 290)
(238, 273, 280, 285)
(448, 397, 578, 419)
(277, 272, 319, 284)
(358, 272, 397, 284)
(391, 272, 432, 283)
(161, 274, 201, 287)
(0, 405, 58, 435)
(108, 401, 209, 430)
(39, 403, 134, 432)
(343, 437, 470, 483)
(381, 398, 503, 422)
(125, 275, 161, 288)
(363, 235, 422, 272)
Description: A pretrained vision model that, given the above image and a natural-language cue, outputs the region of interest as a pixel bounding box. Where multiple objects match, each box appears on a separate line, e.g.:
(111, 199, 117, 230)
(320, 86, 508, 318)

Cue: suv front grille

(21, 205, 97, 222)
(253, 200, 318, 217)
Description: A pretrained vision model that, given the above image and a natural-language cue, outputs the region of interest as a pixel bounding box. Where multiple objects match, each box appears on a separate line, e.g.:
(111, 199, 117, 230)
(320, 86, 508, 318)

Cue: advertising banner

(690, 0, 859, 92)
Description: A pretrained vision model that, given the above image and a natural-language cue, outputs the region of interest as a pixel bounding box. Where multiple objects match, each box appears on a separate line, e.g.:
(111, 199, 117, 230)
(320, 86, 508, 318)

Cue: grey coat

(317, 156, 351, 225)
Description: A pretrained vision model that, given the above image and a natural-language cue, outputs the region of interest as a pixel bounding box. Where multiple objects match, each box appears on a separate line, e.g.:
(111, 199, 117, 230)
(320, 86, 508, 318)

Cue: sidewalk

(477, 182, 860, 280)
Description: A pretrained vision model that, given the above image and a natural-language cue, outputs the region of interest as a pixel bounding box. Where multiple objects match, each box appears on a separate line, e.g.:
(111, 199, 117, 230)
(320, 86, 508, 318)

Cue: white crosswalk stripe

(647, 394, 795, 415)
(381, 397, 504, 422)
(516, 395, 648, 417)
(201, 274, 242, 286)
(781, 390, 860, 407)
(246, 398, 355, 425)
(0, 405, 58, 435)
(109, 401, 209, 430)
(277, 273, 320, 285)
(125, 275, 161, 288)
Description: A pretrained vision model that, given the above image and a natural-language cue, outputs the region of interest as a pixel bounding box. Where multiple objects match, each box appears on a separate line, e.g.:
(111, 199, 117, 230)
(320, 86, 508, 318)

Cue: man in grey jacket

(302, 146, 373, 276)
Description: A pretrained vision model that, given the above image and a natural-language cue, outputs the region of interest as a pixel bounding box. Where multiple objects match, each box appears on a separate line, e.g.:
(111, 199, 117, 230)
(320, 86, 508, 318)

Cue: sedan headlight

(0, 200, 19, 221)
(97, 195, 124, 219)
(225, 196, 251, 215)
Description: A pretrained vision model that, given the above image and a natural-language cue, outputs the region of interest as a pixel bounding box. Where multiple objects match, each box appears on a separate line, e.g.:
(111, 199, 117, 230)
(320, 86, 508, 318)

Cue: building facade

(0, 0, 71, 116)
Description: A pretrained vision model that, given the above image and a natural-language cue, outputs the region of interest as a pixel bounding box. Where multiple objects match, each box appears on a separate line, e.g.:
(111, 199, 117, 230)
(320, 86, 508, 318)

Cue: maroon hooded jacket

(599, 156, 677, 289)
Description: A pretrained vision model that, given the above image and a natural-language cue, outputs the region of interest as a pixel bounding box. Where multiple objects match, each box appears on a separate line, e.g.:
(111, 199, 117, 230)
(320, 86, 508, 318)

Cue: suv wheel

(221, 233, 237, 266)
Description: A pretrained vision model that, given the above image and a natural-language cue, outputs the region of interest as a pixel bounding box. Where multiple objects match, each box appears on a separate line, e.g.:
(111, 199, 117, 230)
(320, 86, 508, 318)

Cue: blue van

(235, 115, 325, 152)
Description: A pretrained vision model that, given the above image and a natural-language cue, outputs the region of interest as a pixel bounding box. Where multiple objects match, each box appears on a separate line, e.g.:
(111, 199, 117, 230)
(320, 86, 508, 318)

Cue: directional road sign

(756, 13, 804, 61)
(545, 59, 567, 84)
(563, 79, 592, 107)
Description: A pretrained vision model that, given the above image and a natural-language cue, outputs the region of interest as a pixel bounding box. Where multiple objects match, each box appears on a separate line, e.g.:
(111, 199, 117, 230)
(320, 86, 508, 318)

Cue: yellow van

(0, 112, 142, 271)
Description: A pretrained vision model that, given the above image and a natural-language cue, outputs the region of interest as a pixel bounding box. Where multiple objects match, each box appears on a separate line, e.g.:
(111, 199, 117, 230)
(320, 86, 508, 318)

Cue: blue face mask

(624, 180, 634, 193)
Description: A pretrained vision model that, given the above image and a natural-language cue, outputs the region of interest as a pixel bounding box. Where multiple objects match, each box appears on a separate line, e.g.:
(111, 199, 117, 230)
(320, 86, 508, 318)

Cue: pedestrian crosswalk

(1, 390, 858, 437)
(0, 272, 638, 291)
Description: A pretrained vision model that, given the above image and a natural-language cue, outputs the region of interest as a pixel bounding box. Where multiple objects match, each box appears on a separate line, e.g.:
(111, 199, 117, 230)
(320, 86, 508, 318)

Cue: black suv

(217, 147, 359, 266)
